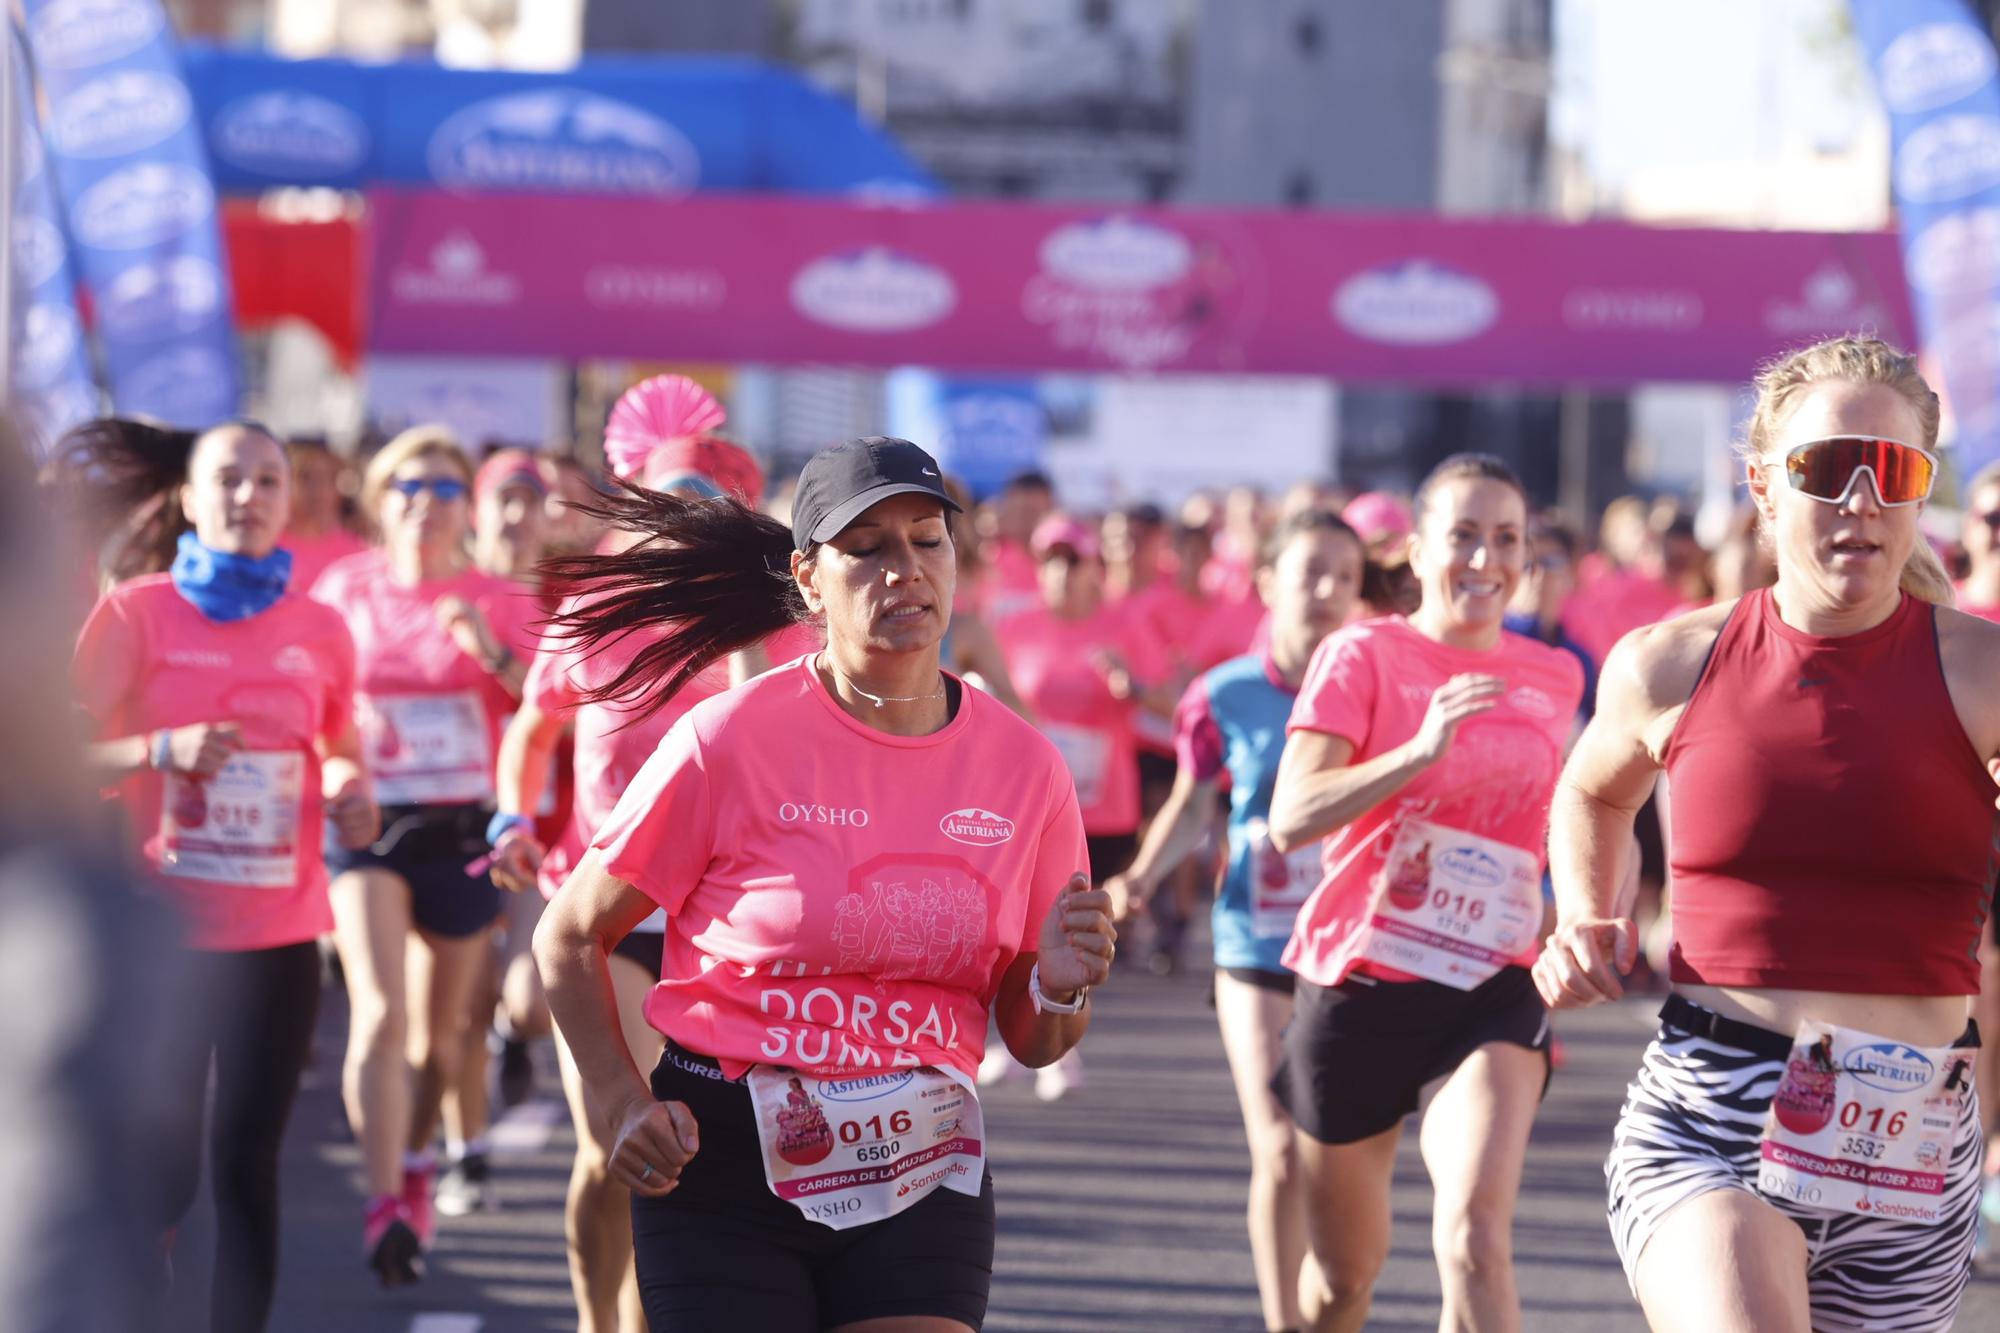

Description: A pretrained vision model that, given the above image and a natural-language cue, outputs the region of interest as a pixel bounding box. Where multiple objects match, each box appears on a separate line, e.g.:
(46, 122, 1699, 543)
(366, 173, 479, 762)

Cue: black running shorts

(631, 1042, 997, 1331)
(1272, 964, 1551, 1145)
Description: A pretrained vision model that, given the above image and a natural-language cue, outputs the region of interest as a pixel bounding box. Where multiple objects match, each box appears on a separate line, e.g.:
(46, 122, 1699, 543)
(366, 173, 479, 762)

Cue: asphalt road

(160, 940, 2000, 1332)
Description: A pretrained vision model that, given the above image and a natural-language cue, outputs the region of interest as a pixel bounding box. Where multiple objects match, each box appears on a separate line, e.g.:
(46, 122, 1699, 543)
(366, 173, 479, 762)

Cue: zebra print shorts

(1605, 1001, 1981, 1333)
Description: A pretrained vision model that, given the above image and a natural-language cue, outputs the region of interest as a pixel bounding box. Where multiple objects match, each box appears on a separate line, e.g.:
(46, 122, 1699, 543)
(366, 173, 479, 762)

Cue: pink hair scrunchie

(604, 374, 727, 481)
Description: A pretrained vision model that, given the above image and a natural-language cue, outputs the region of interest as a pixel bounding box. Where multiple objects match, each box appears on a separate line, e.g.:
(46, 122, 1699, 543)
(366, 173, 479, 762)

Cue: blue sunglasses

(388, 477, 469, 501)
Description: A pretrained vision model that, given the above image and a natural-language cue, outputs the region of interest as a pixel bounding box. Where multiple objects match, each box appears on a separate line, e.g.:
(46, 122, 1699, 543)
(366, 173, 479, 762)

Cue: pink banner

(366, 189, 1915, 386)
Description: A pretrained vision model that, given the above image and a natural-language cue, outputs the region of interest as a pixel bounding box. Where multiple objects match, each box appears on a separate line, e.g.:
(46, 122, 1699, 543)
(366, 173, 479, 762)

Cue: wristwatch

(149, 730, 174, 772)
(1029, 962, 1087, 1015)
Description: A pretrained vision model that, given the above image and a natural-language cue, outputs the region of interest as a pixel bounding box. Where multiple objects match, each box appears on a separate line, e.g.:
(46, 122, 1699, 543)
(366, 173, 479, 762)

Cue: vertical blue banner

(9, 25, 97, 455)
(935, 378, 1047, 500)
(1850, 1, 2000, 474)
(20, 0, 237, 428)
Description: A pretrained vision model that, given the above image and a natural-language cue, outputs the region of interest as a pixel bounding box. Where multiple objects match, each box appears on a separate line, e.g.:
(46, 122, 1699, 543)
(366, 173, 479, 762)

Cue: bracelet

(1029, 962, 1087, 1016)
(149, 730, 174, 772)
(485, 811, 534, 848)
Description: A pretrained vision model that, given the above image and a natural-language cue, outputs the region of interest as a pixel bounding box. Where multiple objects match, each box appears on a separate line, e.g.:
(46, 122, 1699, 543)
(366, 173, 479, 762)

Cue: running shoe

(400, 1161, 437, 1249)
(492, 1029, 535, 1109)
(435, 1150, 496, 1217)
(977, 1044, 1024, 1088)
(1034, 1049, 1086, 1102)
(363, 1195, 422, 1288)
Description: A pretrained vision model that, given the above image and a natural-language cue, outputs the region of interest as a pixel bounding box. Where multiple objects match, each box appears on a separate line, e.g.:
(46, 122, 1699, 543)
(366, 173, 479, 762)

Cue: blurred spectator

(542, 456, 611, 561)
(1340, 490, 1414, 564)
(282, 438, 366, 594)
(1652, 500, 1713, 605)
(1705, 504, 1777, 606)
(472, 448, 555, 585)
(1505, 519, 1597, 720)
(982, 470, 1057, 622)
(1561, 494, 1685, 663)
(1959, 462, 2000, 621)
(1103, 502, 1170, 602)
(937, 476, 1035, 719)
(1204, 485, 1266, 603)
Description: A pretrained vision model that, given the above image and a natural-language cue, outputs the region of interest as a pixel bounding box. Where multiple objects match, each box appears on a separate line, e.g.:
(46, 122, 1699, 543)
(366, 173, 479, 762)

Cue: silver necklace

(822, 655, 947, 709)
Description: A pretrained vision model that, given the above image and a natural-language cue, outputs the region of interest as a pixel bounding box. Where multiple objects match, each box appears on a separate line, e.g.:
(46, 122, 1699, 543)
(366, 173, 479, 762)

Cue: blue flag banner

(1850, 0, 2000, 475)
(20, 0, 237, 428)
(179, 45, 936, 198)
(9, 25, 97, 455)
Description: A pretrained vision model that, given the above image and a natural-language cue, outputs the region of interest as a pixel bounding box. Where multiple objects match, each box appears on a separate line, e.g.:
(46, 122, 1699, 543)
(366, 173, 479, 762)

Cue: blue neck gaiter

(170, 531, 293, 623)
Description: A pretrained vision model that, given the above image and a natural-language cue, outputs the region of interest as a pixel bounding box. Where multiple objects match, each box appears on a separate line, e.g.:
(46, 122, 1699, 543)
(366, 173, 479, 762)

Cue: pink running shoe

(363, 1194, 421, 1287)
(400, 1162, 437, 1250)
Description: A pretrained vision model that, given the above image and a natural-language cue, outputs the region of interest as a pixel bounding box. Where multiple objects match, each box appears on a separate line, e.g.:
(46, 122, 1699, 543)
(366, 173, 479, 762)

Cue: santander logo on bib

(939, 808, 1015, 847)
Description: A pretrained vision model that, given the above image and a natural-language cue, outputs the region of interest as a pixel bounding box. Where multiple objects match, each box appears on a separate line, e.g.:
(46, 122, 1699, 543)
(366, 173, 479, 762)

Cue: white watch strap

(1029, 962, 1086, 1015)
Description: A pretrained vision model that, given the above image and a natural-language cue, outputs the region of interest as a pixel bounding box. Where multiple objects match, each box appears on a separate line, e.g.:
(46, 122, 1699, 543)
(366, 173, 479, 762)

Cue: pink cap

(1342, 491, 1414, 546)
(604, 374, 728, 481)
(474, 448, 553, 505)
(1031, 514, 1100, 561)
(641, 435, 766, 506)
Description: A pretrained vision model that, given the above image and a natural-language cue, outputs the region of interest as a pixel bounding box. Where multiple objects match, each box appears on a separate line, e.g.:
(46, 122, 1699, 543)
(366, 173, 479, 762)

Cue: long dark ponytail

(44, 417, 200, 586)
(540, 480, 813, 721)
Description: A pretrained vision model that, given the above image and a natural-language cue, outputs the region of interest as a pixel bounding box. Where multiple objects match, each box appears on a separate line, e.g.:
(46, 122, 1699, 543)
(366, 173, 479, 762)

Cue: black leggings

(149, 941, 321, 1333)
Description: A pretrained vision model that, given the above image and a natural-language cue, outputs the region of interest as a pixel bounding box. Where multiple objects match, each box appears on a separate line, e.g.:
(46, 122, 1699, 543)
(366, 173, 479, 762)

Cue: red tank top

(1664, 589, 1993, 995)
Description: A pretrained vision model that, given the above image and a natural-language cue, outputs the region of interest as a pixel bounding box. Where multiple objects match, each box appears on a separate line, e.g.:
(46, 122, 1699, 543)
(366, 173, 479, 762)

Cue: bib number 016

(1837, 1102, 1907, 1137)
(837, 1110, 914, 1145)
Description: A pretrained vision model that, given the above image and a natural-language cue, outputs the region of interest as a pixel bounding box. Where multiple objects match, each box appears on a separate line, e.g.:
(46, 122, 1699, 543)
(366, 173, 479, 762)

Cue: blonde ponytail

(1899, 530, 1956, 606)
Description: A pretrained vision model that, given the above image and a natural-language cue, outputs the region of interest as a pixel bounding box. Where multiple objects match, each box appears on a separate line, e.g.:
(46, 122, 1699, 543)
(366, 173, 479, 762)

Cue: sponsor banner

(180, 44, 934, 198)
(1851, 1, 2000, 472)
(21, 0, 238, 426)
(8, 25, 98, 455)
(368, 188, 1913, 386)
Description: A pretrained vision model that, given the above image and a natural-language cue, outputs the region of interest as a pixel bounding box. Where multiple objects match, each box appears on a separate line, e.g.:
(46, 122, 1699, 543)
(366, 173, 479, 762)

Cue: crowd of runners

(38, 334, 2000, 1332)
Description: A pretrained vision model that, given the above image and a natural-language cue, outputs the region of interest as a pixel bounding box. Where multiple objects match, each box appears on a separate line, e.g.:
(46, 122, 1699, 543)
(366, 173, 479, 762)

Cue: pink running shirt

(1283, 616, 1583, 987)
(311, 550, 540, 807)
(284, 527, 367, 599)
(591, 657, 1089, 1081)
(73, 576, 357, 951)
(998, 605, 1171, 835)
(525, 610, 824, 898)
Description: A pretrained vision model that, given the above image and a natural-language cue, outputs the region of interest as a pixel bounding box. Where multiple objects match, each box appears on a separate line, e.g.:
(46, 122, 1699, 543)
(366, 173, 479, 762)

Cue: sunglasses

(1975, 511, 2000, 531)
(1781, 437, 1936, 508)
(388, 477, 469, 501)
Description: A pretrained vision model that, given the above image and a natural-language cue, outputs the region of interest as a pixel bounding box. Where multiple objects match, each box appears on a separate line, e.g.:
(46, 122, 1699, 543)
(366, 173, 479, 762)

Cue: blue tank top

(1178, 653, 1314, 972)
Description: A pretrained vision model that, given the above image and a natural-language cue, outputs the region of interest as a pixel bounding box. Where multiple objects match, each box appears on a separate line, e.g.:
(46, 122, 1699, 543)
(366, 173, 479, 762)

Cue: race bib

(747, 1064, 985, 1231)
(1757, 1021, 1973, 1224)
(361, 691, 493, 805)
(1243, 817, 1320, 940)
(159, 750, 303, 887)
(1356, 817, 1541, 989)
(1046, 724, 1112, 807)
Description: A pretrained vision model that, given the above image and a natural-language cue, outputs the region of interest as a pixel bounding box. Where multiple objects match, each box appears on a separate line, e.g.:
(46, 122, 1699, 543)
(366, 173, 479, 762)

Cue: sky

(1551, 0, 1877, 193)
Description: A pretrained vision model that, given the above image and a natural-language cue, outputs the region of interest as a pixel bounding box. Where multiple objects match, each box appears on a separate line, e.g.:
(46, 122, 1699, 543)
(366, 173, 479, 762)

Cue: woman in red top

(1539, 337, 2000, 1332)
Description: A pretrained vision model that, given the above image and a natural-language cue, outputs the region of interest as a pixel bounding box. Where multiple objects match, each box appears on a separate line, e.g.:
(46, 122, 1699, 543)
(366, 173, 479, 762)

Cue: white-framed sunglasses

(1778, 436, 1937, 508)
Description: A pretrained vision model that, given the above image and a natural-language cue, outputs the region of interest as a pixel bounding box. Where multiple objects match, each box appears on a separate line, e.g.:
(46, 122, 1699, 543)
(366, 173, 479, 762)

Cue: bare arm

(1104, 767, 1220, 918)
(991, 874, 1115, 1067)
(533, 849, 699, 1197)
(950, 611, 1037, 722)
(318, 722, 380, 850)
(87, 721, 242, 786)
(495, 696, 565, 819)
(1267, 672, 1506, 852)
(1537, 617, 1713, 1009)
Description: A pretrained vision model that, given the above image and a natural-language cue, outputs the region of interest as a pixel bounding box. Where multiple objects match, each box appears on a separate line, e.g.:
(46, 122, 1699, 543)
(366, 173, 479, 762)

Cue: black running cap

(791, 436, 961, 550)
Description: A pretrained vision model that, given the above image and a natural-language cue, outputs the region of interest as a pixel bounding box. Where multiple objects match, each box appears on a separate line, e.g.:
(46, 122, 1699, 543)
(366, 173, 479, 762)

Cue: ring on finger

(638, 1162, 654, 1183)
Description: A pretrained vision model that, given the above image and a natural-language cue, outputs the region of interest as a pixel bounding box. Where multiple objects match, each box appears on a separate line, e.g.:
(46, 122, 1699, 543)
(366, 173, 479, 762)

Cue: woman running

(73, 421, 380, 1331)
(1267, 454, 1584, 1333)
(312, 425, 541, 1284)
(993, 513, 1174, 1097)
(1105, 509, 1365, 1333)
(534, 436, 1115, 1332)
(490, 378, 784, 1331)
(1537, 336, 1995, 1333)
(1955, 462, 2000, 1254)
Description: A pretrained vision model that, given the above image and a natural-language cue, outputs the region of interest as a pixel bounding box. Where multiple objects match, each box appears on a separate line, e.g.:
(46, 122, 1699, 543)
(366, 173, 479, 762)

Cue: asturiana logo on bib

(1842, 1043, 1935, 1095)
(213, 92, 371, 177)
(426, 89, 700, 195)
(818, 1071, 917, 1103)
(1437, 846, 1505, 890)
(939, 808, 1015, 846)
